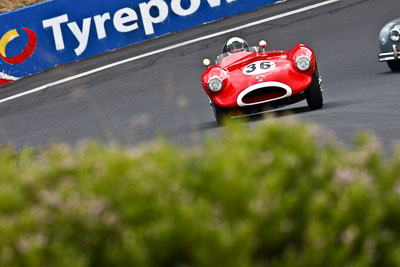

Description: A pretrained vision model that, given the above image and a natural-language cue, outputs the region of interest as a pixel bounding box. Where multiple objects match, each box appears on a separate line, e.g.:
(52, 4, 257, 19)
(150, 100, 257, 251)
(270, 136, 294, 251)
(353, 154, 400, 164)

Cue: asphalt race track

(0, 0, 399, 152)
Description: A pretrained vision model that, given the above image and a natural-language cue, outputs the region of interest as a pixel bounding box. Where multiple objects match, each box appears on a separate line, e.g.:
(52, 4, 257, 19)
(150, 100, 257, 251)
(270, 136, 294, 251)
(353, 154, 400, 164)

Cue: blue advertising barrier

(0, 0, 279, 84)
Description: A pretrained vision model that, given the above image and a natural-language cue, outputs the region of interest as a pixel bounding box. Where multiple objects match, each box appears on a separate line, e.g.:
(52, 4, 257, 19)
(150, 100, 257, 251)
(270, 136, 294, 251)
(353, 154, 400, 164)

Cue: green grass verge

(0, 119, 399, 266)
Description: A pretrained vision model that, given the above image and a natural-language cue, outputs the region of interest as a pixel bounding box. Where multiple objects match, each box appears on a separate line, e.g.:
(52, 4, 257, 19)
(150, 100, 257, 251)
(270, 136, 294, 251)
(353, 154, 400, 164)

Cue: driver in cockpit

(222, 37, 249, 53)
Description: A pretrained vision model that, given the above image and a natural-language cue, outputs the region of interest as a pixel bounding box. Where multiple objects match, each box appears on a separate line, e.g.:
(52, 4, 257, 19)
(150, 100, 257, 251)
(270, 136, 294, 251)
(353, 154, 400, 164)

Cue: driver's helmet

(222, 37, 249, 53)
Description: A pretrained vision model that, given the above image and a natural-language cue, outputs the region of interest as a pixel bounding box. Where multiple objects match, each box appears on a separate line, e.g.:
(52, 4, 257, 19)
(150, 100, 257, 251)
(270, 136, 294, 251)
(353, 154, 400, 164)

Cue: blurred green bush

(1, 119, 400, 267)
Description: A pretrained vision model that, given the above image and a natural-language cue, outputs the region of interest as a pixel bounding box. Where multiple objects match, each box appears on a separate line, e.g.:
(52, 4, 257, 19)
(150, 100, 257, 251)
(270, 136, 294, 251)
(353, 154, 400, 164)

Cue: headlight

(295, 56, 311, 71)
(390, 29, 400, 42)
(208, 76, 223, 92)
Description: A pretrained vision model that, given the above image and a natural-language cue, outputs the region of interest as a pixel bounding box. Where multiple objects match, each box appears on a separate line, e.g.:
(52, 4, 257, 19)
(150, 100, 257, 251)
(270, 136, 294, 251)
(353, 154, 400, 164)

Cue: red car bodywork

(201, 44, 317, 109)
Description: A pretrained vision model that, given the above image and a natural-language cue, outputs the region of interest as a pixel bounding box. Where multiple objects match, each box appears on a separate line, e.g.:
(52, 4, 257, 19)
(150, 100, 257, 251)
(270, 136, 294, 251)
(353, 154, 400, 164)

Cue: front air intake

(242, 87, 287, 104)
(237, 82, 293, 107)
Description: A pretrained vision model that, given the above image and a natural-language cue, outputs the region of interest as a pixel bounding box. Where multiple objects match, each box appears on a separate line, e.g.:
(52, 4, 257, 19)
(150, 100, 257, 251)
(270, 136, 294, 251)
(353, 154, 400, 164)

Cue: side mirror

(259, 40, 267, 54)
(203, 58, 211, 67)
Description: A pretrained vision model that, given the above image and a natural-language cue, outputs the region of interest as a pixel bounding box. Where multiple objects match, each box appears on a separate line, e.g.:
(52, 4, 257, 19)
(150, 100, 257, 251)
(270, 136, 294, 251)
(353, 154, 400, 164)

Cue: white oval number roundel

(242, 61, 276, 75)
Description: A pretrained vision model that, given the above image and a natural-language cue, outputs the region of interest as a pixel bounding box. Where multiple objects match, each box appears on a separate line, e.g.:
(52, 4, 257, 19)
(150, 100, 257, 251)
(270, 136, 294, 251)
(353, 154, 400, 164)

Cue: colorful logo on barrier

(0, 28, 37, 65)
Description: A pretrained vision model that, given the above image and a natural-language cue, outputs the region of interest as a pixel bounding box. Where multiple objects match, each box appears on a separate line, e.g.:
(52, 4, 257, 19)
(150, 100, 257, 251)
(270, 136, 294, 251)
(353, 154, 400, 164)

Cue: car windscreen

(215, 46, 259, 65)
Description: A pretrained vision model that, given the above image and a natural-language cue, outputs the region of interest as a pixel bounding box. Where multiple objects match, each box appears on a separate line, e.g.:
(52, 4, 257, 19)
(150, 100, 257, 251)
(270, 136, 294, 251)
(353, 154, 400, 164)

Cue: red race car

(201, 37, 323, 124)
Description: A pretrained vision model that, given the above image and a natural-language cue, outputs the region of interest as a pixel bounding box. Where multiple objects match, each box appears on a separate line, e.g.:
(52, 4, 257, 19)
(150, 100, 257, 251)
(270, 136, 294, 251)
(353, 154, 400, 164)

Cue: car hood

(225, 52, 291, 87)
(222, 52, 284, 71)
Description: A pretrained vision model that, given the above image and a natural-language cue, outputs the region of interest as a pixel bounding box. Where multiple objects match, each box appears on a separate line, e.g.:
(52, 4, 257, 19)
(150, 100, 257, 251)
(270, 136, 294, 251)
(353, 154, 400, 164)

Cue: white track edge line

(0, 0, 340, 104)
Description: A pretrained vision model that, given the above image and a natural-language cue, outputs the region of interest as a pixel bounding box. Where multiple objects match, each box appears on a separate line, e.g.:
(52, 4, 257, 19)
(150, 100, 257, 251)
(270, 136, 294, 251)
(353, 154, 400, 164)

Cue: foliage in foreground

(1, 119, 400, 267)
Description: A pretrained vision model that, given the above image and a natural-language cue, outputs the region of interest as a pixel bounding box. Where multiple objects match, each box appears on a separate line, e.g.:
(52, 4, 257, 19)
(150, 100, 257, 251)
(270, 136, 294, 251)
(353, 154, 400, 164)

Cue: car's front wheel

(305, 71, 323, 110)
(387, 60, 400, 71)
(211, 101, 230, 125)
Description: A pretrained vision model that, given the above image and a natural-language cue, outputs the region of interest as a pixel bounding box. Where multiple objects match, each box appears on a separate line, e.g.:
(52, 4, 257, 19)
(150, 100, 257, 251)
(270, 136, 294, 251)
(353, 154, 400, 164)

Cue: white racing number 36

(242, 61, 276, 75)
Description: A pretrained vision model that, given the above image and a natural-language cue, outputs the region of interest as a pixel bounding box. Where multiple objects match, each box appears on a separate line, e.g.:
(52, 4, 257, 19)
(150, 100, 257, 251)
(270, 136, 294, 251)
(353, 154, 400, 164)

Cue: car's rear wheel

(305, 70, 323, 110)
(211, 101, 230, 125)
(387, 60, 400, 71)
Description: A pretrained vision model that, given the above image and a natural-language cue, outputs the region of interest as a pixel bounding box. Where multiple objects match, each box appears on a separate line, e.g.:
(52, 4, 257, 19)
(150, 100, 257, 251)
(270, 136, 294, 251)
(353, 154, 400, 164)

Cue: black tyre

(305, 71, 323, 110)
(387, 60, 400, 71)
(211, 101, 230, 125)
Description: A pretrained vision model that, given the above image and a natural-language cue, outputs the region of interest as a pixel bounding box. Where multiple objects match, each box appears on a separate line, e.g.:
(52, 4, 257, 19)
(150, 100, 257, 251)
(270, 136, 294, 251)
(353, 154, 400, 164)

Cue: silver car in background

(379, 18, 400, 71)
